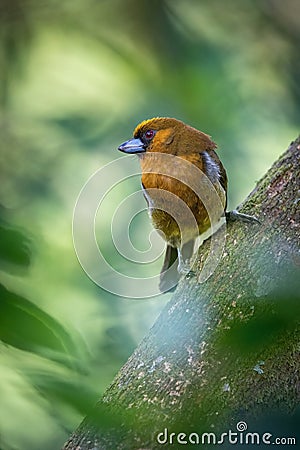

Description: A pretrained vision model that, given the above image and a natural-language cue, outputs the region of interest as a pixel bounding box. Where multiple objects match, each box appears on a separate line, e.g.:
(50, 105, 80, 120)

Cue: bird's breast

(140, 153, 226, 246)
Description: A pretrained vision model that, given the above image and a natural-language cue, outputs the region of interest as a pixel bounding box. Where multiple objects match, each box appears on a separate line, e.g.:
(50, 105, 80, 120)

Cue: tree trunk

(63, 137, 300, 450)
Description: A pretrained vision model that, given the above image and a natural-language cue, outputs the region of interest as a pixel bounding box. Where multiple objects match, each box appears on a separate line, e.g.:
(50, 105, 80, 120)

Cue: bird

(118, 117, 258, 292)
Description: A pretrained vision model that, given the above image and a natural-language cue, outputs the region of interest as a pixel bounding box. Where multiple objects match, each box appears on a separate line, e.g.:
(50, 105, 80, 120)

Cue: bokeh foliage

(0, 0, 299, 449)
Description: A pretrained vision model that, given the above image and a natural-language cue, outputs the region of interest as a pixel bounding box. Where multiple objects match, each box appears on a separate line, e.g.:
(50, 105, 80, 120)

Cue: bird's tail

(159, 245, 179, 292)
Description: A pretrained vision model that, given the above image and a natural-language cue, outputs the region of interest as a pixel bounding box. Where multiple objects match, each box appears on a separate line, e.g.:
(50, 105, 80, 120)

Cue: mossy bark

(64, 137, 300, 450)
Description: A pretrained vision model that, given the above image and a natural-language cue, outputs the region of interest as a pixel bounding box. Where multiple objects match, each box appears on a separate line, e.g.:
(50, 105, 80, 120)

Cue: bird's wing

(207, 150, 228, 192)
(202, 150, 228, 210)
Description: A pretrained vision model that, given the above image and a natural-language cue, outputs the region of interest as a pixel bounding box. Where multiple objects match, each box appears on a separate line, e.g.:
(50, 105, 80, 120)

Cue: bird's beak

(118, 138, 146, 154)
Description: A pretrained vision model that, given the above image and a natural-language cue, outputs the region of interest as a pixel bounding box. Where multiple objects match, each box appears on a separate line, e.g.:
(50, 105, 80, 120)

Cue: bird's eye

(144, 129, 156, 141)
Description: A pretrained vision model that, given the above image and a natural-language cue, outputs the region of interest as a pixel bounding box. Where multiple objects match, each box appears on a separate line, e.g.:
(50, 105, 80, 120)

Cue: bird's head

(118, 117, 216, 156)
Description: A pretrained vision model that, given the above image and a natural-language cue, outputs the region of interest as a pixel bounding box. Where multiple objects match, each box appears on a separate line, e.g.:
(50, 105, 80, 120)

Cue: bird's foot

(178, 260, 191, 275)
(177, 259, 196, 279)
(226, 210, 261, 225)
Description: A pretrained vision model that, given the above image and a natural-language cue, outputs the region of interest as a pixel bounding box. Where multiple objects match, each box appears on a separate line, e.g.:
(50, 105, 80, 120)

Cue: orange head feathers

(119, 117, 217, 156)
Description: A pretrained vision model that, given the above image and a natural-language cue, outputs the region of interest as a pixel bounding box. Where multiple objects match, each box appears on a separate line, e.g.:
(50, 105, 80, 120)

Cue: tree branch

(64, 137, 300, 450)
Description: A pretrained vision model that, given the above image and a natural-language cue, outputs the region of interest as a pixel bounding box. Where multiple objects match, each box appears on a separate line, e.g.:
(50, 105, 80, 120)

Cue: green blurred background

(0, 0, 299, 448)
